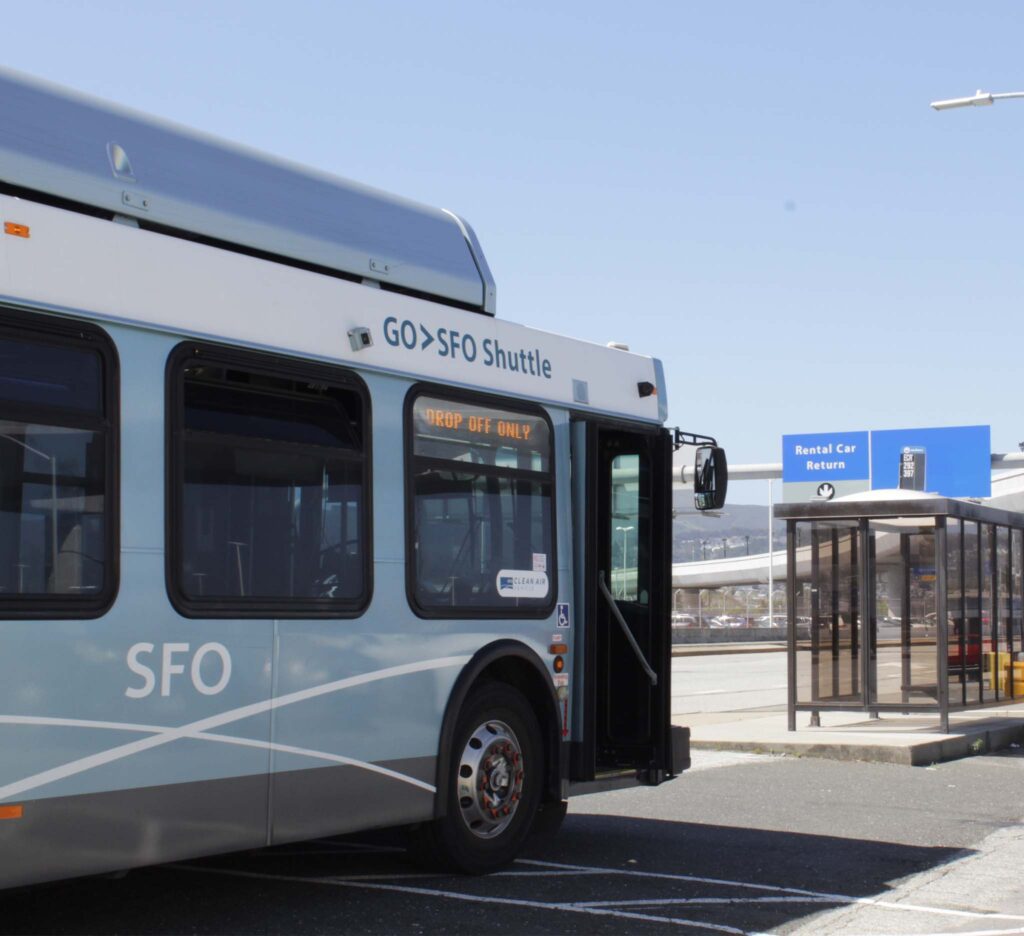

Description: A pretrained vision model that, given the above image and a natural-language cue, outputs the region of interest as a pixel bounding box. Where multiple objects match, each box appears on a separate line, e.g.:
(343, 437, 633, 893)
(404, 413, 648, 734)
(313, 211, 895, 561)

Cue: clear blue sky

(5, 1, 1024, 503)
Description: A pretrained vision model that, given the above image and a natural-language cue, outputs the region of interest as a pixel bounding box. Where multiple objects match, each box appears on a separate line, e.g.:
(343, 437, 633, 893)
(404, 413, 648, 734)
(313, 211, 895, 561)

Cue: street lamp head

(930, 90, 994, 111)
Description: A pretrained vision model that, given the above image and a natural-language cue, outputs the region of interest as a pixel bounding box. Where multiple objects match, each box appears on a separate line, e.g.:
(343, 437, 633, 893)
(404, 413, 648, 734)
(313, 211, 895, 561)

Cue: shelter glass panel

(794, 520, 861, 705)
(991, 526, 1011, 701)
(980, 524, 995, 702)
(962, 522, 981, 705)
(947, 519, 964, 707)
(868, 519, 937, 705)
(1011, 530, 1024, 699)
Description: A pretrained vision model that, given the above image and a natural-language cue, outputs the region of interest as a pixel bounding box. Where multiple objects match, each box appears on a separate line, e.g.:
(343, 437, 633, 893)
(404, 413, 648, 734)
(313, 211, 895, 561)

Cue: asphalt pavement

(4, 748, 1024, 935)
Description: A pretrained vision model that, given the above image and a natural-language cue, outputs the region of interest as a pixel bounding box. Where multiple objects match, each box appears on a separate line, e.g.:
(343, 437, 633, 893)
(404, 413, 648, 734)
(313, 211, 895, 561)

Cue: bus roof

(0, 67, 495, 314)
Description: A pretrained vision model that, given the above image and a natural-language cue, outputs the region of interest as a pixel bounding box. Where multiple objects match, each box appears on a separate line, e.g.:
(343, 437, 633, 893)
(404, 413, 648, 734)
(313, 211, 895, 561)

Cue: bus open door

(569, 423, 726, 788)
(569, 421, 675, 786)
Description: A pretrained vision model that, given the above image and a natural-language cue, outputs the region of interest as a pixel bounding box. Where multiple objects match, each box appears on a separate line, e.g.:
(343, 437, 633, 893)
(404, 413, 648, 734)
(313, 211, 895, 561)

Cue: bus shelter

(776, 495, 1024, 733)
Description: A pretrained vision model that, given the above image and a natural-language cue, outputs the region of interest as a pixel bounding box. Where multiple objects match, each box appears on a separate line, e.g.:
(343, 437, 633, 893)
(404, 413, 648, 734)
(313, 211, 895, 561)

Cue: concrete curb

(690, 719, 1024, 766)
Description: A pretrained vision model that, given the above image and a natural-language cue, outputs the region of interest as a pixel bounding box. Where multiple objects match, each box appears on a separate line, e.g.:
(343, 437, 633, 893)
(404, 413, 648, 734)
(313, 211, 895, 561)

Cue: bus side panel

(0, 326, 274, 889)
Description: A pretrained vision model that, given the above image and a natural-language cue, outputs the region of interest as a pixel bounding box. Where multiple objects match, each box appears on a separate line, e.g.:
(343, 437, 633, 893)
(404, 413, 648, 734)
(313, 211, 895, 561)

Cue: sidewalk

(672, 645, 1024, 765)
(680, 705, 1024, 766)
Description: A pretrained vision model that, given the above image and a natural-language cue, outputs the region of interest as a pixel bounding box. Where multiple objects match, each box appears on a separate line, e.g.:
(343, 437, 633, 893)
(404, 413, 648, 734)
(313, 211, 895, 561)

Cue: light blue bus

(0, 69, 725, 885)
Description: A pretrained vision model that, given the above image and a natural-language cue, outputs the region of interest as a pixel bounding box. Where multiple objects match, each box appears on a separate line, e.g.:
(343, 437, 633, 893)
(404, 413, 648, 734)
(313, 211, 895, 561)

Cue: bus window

(0, 312, 116, 614)
(407, 392, 555, 616)
(168, 346, 369, 617)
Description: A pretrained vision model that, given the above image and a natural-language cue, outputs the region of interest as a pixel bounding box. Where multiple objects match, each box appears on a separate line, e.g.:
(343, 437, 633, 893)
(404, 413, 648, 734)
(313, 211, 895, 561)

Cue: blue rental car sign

(782, 431, 870, 483)
(782, 425, 991, 501)
(870, 425, 990, 498)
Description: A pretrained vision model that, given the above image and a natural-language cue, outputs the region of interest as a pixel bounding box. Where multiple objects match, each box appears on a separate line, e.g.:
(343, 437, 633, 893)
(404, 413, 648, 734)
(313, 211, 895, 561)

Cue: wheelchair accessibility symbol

(556, 602, 570, 628)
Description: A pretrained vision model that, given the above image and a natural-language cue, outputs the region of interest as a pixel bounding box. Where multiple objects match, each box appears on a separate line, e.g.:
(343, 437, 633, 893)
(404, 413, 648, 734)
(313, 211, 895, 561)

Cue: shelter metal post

(1010, 530, 1018, 699)
(991, 524, 1000, 703)
(859, 518, 872, 715)
(959, 522, 967, 707)
(811, 524, 820, 710)
(787, 520, 797, 732)
(901, 533, 911, 704)
(831, 528, 840, 698)
(937, 517, 949, 734)
(850, 528, 860, 695)
(977, 524, 985, 704)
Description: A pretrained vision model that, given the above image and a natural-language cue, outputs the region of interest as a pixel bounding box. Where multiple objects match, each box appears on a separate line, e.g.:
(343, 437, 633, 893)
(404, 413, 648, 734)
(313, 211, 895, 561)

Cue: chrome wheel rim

(456, 718, 524, 839)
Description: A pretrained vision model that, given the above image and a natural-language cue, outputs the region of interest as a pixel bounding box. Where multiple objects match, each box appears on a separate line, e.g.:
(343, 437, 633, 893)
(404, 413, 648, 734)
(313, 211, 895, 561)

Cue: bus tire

(415, 682, 543, 874)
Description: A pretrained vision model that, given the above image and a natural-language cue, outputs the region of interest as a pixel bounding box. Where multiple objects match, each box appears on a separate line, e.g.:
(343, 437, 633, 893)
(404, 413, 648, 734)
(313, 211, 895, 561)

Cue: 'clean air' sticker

(496, 570, 549, 599)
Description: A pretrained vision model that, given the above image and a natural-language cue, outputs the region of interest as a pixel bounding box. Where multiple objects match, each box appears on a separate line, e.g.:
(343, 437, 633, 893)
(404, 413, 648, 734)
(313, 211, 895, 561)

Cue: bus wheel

(418, 682, 543, 874)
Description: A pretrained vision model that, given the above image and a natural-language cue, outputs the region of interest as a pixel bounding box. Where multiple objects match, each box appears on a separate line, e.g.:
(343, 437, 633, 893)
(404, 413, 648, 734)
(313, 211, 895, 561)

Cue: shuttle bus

(0, 69, 724, 886)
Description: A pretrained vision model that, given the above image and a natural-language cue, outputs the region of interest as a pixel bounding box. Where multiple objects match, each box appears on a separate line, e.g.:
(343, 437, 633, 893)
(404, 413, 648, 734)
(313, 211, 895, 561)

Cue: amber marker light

(553, 656, 565, 673)
(0, 805, 23, 820)
(549, 643, 568, 655)
(3, 222, 30, 238)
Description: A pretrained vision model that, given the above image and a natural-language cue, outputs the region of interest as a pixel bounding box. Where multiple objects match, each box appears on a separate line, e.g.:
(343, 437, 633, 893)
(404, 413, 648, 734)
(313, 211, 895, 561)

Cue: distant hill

(672, 493, 785, 562)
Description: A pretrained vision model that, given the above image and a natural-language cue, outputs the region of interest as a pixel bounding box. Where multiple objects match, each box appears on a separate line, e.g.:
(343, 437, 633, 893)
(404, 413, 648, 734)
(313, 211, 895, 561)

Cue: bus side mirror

(693, 445, 727, 511)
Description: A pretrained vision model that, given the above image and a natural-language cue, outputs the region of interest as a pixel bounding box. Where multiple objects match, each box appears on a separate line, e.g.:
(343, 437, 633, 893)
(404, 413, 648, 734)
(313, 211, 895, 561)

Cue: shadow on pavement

(0, 814, 967, 935)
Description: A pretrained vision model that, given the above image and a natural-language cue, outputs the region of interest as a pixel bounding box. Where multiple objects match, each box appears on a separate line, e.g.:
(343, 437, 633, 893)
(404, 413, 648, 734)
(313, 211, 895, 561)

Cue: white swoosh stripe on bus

(0, 715, 436, 794)
(0, 655, 470, 802)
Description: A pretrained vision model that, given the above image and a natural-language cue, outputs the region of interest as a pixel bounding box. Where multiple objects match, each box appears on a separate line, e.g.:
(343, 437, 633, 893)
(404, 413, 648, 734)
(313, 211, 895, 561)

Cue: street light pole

(931, 89, 1024, 111)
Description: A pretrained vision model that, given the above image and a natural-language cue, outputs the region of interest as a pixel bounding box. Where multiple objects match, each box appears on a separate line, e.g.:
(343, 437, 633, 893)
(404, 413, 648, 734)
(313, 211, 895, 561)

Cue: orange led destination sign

(421, 406, 536, 442)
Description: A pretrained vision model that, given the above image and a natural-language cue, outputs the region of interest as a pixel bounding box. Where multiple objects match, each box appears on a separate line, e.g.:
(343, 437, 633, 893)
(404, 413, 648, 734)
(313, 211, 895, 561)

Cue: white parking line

(169, 865, 750, 934)
(577, 896, 841, 908)
(335, 877, 754, 934)
(518, 858, 831, 898)
(520, 860, 1024, 925)
(578, 895, 1024, 931)
(170, 856, 1024, 934)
